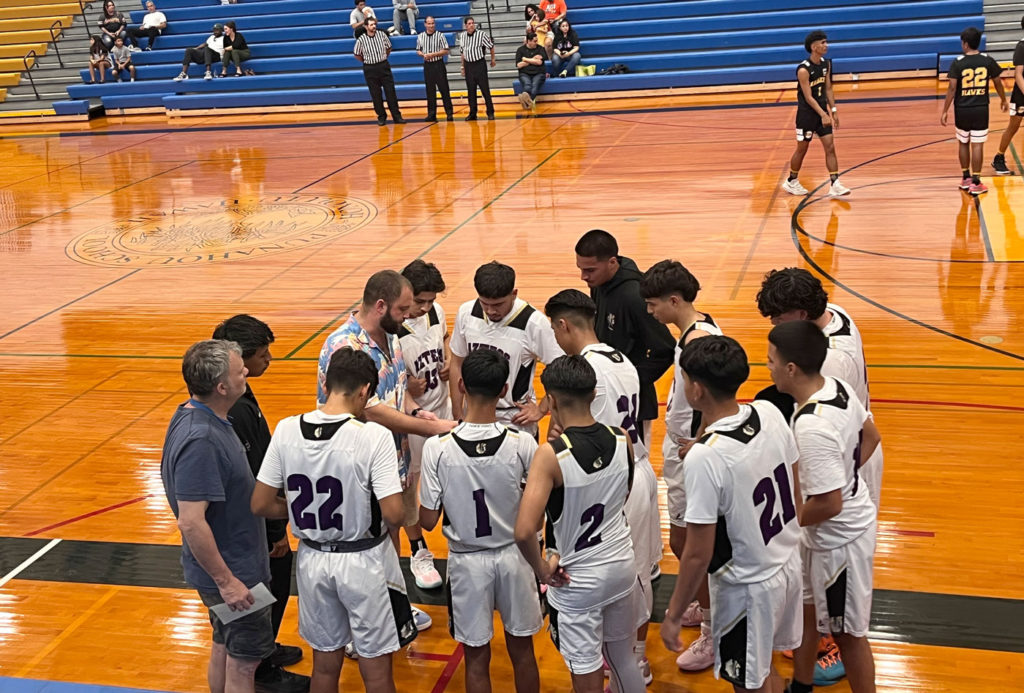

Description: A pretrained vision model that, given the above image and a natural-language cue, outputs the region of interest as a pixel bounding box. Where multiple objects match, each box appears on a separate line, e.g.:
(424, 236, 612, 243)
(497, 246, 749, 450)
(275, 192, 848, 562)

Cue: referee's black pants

(464, 58, 494, 117)
(363, 61, 402, 121)
(423, 60, 453, 118)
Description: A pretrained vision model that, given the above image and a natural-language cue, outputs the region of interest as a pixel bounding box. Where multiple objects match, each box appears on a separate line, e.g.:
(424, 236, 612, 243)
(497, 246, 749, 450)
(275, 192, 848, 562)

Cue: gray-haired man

(161, 339, 277, 693)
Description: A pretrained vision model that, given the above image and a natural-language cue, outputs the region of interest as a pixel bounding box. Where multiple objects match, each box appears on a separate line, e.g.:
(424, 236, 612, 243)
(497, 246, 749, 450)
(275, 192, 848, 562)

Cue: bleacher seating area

(51, 0, 983, 116)
(0, 0, 77, 104)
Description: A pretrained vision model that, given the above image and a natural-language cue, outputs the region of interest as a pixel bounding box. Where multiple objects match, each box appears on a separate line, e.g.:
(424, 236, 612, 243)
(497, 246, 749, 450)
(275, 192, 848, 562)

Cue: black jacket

(228, 385, 287, 544)
(591, 255, 676, 422)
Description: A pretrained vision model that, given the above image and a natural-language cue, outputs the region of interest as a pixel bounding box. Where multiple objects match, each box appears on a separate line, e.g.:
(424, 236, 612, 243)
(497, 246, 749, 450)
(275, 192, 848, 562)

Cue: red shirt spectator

(539, 0, 566, 23)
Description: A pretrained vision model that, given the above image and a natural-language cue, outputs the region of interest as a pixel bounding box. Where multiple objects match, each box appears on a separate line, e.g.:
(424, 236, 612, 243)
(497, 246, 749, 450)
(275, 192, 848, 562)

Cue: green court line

(282, 301, 360, 360)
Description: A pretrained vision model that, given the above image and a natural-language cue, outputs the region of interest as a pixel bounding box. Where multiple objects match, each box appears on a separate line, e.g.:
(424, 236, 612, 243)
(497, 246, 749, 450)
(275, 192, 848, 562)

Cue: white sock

(634, 638, 646, 663)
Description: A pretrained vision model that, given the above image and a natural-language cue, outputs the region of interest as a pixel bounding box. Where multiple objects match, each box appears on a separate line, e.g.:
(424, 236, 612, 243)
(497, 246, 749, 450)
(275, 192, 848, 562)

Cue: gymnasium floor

(1, 80, 1023, 692)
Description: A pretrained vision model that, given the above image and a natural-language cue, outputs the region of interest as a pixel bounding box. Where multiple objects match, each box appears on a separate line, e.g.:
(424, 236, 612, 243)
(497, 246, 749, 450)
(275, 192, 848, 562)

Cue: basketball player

(767, 321, 881, 693)
(252, 347, 418, 693)
(639, 259, 721, 672)
(660, 336, 802, 693)
(515, 355, 646, 693)
(396, 259, 451, 592)
(419, 350, 543, 693)
(992, 16, 1024, 176)
(449, 261, 564, 436)
(782, 30, 851, 198)
(941, 26, 1007, 195)
(544, 289, 659, 685)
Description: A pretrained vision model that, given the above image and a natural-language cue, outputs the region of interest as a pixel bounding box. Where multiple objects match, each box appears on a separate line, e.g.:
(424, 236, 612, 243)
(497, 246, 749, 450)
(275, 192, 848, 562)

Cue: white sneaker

(130, 77, 135, 82)
(680, 600, 702, 627)
(387, 26, 399, 35)
(411, 605, 432, 631)
(640, 657, 653, 685)
(650, 563, 661, 580)
(411, 548, 442, 589)
(410, 30, 417, 35)
(129, 45, 140, 52)
(676, 624, 714, 671)
(828, 179, 852, 197)
(173, 72, 187, 81)
(782, 177, 808, 195)
(343, 643, 358, 659)
(204, 71, 213, 80)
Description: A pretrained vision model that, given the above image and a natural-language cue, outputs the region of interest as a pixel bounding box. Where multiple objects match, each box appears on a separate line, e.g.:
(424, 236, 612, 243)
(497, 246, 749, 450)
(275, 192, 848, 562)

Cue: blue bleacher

(71, 0, 983, 113)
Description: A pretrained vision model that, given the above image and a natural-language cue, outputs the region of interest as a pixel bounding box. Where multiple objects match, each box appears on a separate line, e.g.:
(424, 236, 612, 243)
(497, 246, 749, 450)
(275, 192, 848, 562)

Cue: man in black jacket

(574, 229, 675, 443)
(212, 315, 310, 693)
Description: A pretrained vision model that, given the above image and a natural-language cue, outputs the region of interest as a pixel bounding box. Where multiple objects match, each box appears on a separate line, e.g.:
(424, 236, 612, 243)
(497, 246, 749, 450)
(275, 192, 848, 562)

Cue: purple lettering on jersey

(412, 347, 445, 373)
(467, 342, 511, 361)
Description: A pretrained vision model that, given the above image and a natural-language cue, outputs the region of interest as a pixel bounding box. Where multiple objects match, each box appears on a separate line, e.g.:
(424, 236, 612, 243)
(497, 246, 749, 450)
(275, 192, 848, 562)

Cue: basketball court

(1, 80, 1023, 692)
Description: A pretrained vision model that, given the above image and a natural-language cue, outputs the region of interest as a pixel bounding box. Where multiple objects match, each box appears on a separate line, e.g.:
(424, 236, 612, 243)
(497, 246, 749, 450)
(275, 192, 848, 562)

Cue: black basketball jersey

(1013, 40, 1024, 102)
(796, 58, 830, 110)
(948, 52, 1004, 109)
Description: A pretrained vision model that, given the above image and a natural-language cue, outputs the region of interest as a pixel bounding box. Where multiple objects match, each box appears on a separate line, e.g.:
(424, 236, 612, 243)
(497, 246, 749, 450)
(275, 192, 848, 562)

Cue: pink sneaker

(681, 600, 702, 627)
(969, 181, 988, 195)
(676, 624, 714, 671)
(959, 176, 972, 190)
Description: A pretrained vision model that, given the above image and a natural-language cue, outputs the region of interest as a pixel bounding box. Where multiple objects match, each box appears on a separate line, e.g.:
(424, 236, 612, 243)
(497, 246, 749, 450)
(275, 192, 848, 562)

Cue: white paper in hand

(209, 582, 277, 624)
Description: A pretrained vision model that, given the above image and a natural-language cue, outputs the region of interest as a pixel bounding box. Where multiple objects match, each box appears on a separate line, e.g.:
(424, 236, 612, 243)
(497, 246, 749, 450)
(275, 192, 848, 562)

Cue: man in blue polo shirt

(162, 339, 287, 693)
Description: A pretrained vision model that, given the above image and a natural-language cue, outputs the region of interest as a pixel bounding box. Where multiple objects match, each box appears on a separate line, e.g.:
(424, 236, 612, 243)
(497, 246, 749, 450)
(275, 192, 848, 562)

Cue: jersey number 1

(752, 463, 796, 546)
(472, 488, 493, 538)
(288, 474, 344, 532)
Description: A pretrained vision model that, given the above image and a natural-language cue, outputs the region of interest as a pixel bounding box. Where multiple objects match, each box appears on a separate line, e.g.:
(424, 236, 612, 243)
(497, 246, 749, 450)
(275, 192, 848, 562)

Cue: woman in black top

(221, 21, 251, 76)
(96, 0, 128, 50)
(551, 19, 581, 77)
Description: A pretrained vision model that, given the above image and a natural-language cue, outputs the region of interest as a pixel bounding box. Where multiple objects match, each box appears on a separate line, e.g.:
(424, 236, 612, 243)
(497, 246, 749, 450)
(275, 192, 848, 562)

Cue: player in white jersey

(419, 349, 542, 693)
(545, 289, 660, 685)
(251, 347, 416, 693)
(397, 260, 451, 592)
(639, 259, 722, 670)
(756, 267, 882, 512)
(661, 336, 802, 692)
(767, 321, 881, 693)
(515, 356, 646, 693)
(449, 261, 564, 437)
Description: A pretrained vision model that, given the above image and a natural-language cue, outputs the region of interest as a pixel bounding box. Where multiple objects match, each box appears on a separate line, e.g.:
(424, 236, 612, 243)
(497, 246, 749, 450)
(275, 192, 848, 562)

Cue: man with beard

(317, 269, 457, 634)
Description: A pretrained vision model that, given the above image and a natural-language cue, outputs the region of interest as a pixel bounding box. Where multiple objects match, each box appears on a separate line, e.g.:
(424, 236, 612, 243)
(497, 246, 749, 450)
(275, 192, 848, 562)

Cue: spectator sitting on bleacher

(390, 0, 419, 36)
(515, 31, 546, 109)
(220, 21, 251, 77)
(87, 35, 111, 84)
(110, 36, 136, 82)
(550, 19, 580, 77)
(126, 1, 166, 52)
(350, 0, 377, 39)
(173, 23, 226, 82)
(539, 0, 566, 26)
(96, 0, 128, 50)
(524, 4, 552, 57)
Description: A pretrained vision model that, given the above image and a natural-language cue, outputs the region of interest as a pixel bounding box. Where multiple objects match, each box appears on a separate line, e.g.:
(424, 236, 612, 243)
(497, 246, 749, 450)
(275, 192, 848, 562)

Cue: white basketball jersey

(683, 402, 800, 585)
(546, 424, 636, 612)
(822, 303, 870, 408)
(449, 298, 564, 426)
(792, 377, 876, 551)
(580, 342, 647, 460)
(419, 422, 538, 553)
(257, 410, 403, 544)
(665, 313, 723, 442)
(398, 303, 450, 414)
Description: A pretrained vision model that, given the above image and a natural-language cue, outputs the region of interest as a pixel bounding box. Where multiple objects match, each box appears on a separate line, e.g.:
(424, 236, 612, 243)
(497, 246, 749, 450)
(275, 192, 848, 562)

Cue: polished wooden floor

(1, 80, 1024, 692)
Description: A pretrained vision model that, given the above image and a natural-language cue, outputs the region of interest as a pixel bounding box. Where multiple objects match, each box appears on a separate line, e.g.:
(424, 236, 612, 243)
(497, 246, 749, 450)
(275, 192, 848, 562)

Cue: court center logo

(66, 195, 376, 267)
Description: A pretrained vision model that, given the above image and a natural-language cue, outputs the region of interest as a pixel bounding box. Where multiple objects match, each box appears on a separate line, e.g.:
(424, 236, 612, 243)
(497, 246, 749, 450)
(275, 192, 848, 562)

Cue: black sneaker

(993, 153, 1013, 175)
(393, 116, 406, 124)
(377, 117, 387, 126)
(464, 114, 477, 121)
(254, 665, 309, 693)
(424, 115, 437, 122)
(445, 114, 454, 121)
(268, 643, 302, 667)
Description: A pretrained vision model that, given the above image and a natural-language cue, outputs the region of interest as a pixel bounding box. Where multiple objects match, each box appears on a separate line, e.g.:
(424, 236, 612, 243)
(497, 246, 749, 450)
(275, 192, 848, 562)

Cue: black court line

(790, 140, 1024, 363)
(0, 94, 949, 143)
(2, 535, 1022, 655)
(293, 123, 436, 193)
(973, 193, 996, 262)
(0, 270, 141, 341)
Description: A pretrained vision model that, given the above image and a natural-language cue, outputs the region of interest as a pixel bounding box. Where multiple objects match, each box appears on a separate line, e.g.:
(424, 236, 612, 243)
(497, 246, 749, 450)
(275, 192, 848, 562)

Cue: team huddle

(163, 229, 885, 693)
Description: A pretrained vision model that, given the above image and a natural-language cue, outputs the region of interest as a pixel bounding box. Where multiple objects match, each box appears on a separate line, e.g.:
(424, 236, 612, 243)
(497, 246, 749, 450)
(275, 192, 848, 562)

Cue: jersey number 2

(575, 503, 605, 552)
(751, 463, 796, 546)
(615, 394, 639, 443)
(288, 474, 344, 532)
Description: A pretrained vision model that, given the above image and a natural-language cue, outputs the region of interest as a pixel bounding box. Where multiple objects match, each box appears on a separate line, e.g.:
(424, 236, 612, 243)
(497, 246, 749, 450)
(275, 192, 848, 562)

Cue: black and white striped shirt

(354, 31, 392, 65)
(416, 30, 449, 63)
(458, 29, 493, 62)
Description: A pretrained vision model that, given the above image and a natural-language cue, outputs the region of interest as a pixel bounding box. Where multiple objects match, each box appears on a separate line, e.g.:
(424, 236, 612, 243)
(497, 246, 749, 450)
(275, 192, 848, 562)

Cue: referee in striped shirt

(354, 17, 405, 126)
(458, 16, 496, 120)
(416, 16, 453, 122)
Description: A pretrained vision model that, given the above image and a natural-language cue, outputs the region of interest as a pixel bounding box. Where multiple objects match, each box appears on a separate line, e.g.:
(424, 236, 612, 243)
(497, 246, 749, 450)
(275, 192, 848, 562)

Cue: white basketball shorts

(803, 523, 877, 638)
(548, 578, 646, 675)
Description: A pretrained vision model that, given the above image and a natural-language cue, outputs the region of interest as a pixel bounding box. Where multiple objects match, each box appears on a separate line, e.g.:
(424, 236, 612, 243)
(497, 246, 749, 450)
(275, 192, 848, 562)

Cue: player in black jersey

(783, 30, 851, 198)
(941, 26, 1007, 195)
(992, 16, 1024, 176)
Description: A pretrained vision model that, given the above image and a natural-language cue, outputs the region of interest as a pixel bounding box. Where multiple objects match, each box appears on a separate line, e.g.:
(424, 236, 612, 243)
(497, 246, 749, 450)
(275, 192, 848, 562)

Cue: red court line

(871, 398, 1024, 413)
(25, 495, 152, 537)
(430, 644, 464, 693)
(882, 529, 936, 538)
(408, 650, 454, 662)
